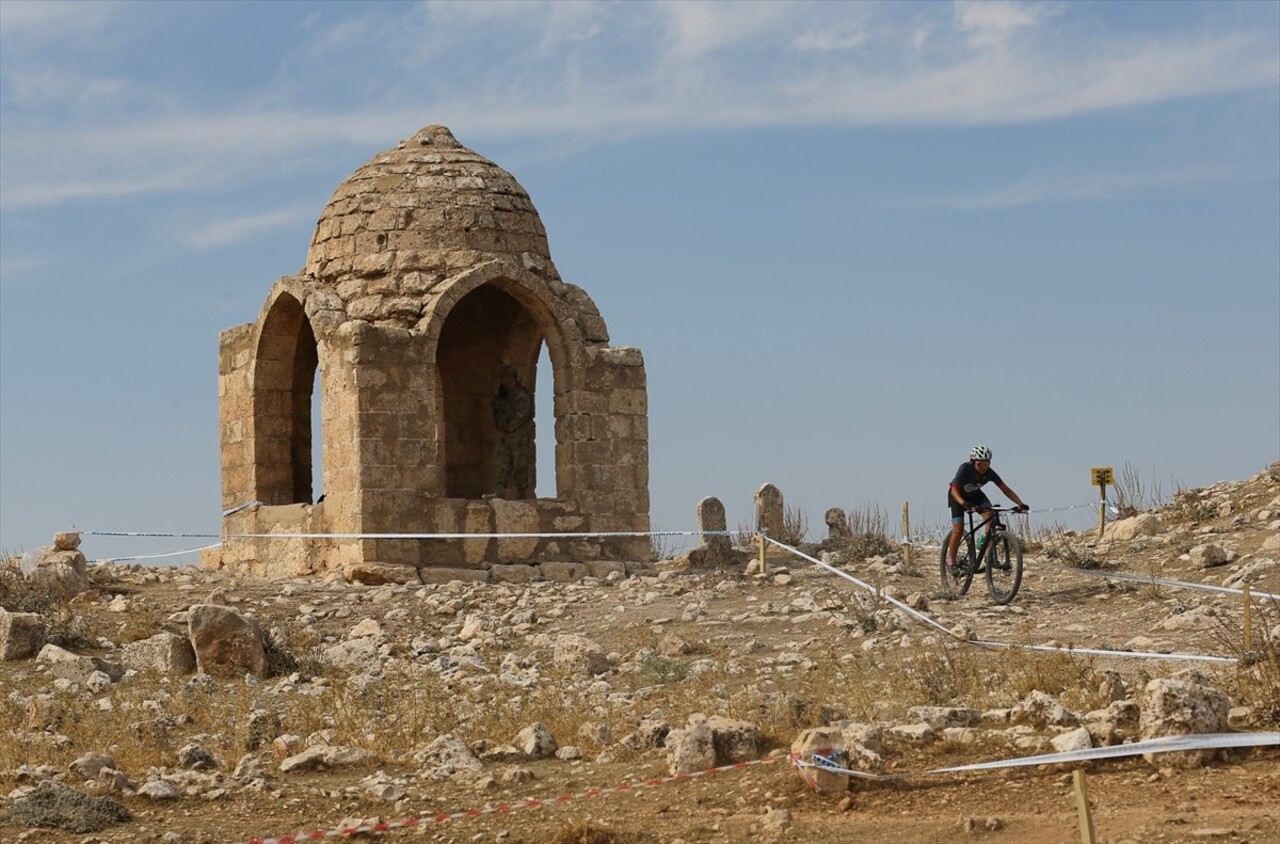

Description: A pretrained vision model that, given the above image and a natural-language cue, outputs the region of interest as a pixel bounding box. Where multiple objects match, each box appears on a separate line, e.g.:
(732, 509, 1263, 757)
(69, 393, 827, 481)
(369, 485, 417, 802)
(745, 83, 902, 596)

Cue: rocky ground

(2, 464, 1278, 844)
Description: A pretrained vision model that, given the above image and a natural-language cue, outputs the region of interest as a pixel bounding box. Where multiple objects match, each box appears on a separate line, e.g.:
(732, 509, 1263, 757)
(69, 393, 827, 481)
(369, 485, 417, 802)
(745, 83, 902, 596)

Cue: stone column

(696, 496, 731, 563)
(755, 483, 784, 538)
(825, 507, 851, 543)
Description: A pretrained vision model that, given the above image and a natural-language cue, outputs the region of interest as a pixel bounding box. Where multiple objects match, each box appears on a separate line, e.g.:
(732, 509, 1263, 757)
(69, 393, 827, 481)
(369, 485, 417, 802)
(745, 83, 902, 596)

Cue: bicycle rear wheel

(985, 532, 1023, 605)
(939, 537, 974, 597)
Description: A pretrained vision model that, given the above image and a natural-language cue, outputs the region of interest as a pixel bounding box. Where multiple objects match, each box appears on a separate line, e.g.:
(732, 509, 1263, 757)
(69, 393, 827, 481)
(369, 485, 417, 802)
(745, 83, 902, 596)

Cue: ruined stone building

(208, 126, 650, 580)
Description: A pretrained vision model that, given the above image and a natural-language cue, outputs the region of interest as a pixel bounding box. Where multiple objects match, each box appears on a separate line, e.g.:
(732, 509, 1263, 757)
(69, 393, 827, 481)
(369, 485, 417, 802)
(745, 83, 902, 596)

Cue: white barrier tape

(1043, 563, 1279, 602)
(794, 732, 1279, 783)
(222, 500, 266, 517)
(227, 529, 735, 540)
(968, 638, 1236, 664)
(764, 537, 957, 638)
(85, 530, 220, 538)
(764, 537, 1237, 665)
(89, 543, 221, 564)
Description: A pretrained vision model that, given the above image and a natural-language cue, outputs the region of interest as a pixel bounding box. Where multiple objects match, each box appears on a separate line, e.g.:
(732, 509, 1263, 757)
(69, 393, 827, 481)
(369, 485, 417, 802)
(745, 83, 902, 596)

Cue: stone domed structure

(211, 126, 649, 580)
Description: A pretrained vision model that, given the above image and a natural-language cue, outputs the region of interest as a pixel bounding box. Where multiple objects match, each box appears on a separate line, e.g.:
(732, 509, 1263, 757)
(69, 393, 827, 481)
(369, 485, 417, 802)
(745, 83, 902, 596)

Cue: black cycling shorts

(949, 492, 992, 521)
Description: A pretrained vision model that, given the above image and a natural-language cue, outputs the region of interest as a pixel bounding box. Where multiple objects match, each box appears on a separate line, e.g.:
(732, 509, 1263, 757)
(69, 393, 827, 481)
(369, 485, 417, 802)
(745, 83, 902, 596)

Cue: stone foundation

(204, 496, 650, 580)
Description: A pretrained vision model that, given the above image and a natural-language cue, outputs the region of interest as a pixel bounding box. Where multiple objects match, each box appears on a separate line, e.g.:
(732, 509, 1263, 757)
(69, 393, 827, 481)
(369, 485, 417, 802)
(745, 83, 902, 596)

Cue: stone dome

(304, 125, 560, 303)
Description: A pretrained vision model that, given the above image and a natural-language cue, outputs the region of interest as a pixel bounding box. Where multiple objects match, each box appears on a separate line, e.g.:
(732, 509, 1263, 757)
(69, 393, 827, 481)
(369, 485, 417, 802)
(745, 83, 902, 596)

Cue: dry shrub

(1037, 527, 1108, 571)
(1167, 486, 1216, 524)
(832, 503, 896, 561)
(1213, 597, 1280, 727)
(1112, 462, 1168, 518)
(779, 504, 808, 546)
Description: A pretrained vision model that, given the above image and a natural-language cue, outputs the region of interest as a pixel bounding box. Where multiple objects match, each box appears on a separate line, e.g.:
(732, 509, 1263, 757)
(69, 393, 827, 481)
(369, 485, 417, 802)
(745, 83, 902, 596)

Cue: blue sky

(1, 0, 1277, 561)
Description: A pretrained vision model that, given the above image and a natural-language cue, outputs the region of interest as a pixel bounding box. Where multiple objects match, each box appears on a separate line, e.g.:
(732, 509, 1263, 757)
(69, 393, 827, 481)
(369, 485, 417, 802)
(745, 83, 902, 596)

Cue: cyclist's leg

(972, 493, 994, 541)
(946, 495, 966, 565)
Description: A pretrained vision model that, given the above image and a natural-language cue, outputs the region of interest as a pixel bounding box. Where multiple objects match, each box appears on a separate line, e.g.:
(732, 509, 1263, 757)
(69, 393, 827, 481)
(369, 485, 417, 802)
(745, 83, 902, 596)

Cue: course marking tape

(225, 529, 734, 539)
(1042, 563, 1279, 602)
(89, 543, 221, 565)
(85, 530, 221, 539)
(764, 537, 1237, 665)
(792, 731, 1280, 785)
(234, 756, 779, 844)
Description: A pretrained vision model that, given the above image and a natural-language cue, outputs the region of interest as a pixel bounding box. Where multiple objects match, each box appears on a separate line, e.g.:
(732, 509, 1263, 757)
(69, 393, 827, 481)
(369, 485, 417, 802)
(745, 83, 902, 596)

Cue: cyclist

(946, 445, 1028, 569)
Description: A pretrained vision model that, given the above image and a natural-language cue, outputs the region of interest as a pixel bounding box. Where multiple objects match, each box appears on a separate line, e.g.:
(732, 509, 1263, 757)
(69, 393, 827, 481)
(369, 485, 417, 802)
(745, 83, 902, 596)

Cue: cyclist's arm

(950, 482, 968, 507)
(996, 481, 1026, 509)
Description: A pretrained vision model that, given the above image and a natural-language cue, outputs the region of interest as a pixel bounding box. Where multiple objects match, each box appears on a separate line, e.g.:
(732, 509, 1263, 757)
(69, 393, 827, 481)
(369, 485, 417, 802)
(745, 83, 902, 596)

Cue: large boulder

(552, 633, 609, 676)
(121, 632, 197, 674)
(0, 610, 45, 660)
(1012, 690, 1079, 729)
(790, 726, 847, 794)
(666, 714, 716, 775)
(187, 604, 267, 678)
(707, 716, 762, 764)
(1139, 678, 1230, 768)
(514, 723, 558, 759)
(1103, 514, 1164, 542)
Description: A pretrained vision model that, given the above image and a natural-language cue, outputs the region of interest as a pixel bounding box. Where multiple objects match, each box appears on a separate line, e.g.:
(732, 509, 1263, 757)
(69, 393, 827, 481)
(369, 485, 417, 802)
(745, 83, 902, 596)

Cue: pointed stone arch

(251, 289, 320, 505)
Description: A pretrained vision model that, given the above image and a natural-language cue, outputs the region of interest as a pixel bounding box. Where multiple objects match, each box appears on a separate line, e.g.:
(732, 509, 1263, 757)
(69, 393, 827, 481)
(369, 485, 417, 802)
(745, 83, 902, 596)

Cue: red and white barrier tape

(235, 756, 779, 844)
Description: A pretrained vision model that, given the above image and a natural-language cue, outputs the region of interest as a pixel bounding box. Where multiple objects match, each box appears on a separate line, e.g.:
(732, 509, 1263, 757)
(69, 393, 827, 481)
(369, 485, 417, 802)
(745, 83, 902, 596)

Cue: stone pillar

(217, 324, 255, 511)
(755, 483, 784, 538)
(825, 507, 851, 543)
(349, 321, 436, 568)
(696, 496, 731, 559)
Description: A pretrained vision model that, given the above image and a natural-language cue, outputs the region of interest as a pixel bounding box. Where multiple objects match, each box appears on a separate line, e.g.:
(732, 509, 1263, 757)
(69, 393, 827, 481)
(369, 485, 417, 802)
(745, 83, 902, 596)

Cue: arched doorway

(436, 283, 544, 499)
(252, 293, 320, 505)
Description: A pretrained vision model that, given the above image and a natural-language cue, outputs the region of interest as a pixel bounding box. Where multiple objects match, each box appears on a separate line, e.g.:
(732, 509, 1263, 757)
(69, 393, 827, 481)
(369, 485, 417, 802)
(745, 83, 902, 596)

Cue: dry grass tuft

(545, 820, 655, 844)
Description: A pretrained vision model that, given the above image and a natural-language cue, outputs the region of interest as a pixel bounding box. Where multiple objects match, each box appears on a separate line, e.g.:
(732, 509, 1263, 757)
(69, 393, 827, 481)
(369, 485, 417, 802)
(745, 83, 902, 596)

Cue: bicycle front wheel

(940, 537, 974, 597)
(985, 532, 1023, 605)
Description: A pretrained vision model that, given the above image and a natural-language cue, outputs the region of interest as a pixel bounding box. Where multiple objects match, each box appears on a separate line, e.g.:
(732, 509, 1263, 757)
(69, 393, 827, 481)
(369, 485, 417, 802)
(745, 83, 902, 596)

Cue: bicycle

(939, 506, 1025, 605)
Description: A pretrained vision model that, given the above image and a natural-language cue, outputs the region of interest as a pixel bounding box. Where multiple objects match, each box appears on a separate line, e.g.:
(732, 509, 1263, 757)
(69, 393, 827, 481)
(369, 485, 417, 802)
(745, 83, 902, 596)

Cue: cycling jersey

(951, 461, 1003, 500)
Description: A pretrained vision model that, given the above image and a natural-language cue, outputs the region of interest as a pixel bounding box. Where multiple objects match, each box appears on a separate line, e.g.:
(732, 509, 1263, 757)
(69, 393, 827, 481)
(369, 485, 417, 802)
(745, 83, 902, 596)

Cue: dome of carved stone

(304, 125, 559, 317)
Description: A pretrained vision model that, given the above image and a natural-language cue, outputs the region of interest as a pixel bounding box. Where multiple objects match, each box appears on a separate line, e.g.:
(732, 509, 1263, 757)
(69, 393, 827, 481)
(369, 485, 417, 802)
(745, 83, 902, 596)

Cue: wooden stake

(758, 533, 767, 575)
(1097, 483, 1107, 539)
(1243, 583, 1253, 651)
(1073, 769, 1097, 844)
(902, 502, 912, 571)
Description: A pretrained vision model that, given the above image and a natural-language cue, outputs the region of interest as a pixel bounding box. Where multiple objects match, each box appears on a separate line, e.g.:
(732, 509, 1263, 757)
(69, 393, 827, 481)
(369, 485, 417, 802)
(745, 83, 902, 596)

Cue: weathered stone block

(0, 611, 45, 661)
(541, 561, 588, 582)
(121, 632, 197, 675)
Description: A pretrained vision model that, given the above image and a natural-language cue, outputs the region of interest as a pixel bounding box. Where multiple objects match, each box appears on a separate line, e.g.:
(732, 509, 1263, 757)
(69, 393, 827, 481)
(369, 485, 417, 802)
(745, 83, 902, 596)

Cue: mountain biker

(946, 445, 1028, 569)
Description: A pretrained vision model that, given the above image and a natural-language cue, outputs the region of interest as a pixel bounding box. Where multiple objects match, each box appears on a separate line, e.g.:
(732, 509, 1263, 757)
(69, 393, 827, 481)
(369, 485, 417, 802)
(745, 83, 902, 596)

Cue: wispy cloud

(181, 204, 317, 250)
(0, 252, 51, 287)
(893, 163, 1280, 210)
(0, 1, 1275, 211)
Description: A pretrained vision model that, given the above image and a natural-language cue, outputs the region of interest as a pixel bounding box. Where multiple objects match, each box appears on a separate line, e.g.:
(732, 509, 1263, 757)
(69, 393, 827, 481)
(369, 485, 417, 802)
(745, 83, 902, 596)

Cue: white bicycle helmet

(970, 444, 993, 462)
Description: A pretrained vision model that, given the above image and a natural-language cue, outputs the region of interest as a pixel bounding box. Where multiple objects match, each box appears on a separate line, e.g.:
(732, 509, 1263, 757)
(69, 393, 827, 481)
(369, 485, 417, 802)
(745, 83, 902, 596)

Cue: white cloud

(954, 0, 1050, 52)
(0, 252, 50, 287)
(893, 163, 1280, 210)
(181, 204, 317, 250)
(0, 0, 122, 38)
(0, 1, 1275, 211)
(792, 20, 867, 53)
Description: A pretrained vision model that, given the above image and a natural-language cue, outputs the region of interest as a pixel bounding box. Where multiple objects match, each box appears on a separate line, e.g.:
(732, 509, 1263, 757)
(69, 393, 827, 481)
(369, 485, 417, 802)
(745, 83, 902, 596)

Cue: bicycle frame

(960, 508, 1009, 563)
(941, 505, 1025, 604)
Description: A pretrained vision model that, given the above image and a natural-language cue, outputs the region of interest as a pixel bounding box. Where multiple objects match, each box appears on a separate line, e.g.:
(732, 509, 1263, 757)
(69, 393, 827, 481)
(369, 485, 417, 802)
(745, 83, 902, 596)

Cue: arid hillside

(2, 463, 1278, 844)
